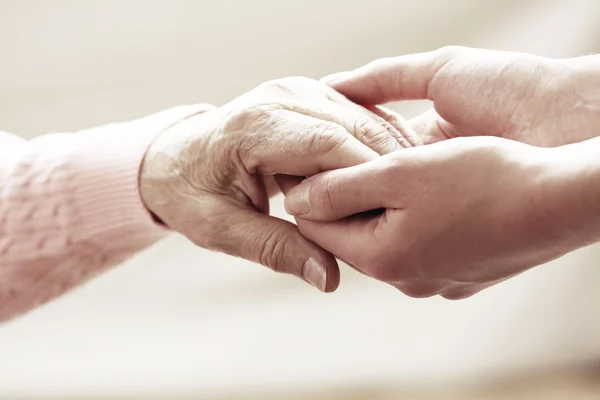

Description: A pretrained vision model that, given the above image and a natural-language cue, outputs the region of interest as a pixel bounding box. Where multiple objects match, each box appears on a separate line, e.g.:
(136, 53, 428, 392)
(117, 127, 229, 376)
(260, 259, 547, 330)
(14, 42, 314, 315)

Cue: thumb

(325, 47, 468, 105)
(320, 71, 351, 85)
(192, 198, 340, 292)
(283, 157, 393, 221)
(407, 108, 461, 144)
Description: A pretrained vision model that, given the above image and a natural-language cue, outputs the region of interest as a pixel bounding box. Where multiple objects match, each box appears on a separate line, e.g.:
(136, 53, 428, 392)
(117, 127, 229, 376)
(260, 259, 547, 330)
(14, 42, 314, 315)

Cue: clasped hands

(141, 47, 600, 299)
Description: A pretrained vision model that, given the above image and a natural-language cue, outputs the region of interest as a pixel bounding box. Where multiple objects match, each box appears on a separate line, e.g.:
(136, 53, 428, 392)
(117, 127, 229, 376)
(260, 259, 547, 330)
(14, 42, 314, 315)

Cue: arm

(0, 105, 213, 322)
(1, 77, 415, 322)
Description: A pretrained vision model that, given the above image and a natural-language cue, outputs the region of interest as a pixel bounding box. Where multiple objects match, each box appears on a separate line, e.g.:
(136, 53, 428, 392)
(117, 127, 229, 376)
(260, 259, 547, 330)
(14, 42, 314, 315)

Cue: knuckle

(259, 76, 316, 93)
(257, 226, 293, 273)
(281, 76, 316, 85)
(354, 117, 398, 153)
(368, 57, 395, 71)
(352, 116, 371, 136)
(313, 175, 342, 217)
(436, 45, 468, 60)
(256, 78, 286, 90)
(221, 106, 272, 166)
(306, 123, 345, 154)
(260, 78, 292, 93)
(222, 105, 267, 134)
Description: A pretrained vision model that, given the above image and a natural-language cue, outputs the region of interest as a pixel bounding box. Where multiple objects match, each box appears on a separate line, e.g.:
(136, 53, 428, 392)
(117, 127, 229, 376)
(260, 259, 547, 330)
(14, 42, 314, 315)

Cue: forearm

(0, 105, 213, 323)
(544, 136, 600, 252)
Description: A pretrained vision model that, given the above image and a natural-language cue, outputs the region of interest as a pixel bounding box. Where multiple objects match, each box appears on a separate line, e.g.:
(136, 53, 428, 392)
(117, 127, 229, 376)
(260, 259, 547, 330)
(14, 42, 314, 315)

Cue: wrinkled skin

(140, 77, 416, 292)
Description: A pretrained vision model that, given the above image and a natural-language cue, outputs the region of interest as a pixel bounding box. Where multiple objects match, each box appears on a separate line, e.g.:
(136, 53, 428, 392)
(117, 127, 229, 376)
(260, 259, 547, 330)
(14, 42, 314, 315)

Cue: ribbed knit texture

(0, 105, 214, 322)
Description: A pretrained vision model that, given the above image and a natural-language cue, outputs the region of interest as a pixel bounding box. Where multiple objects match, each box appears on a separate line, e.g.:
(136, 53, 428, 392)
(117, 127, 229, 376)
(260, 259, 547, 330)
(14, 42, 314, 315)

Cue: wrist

(560, 55, 600, 138)
(140, 108, 221, 226)
(517, 55, 600, 147)
(564, 54, 600, 93)
(538, 139, 600, 251)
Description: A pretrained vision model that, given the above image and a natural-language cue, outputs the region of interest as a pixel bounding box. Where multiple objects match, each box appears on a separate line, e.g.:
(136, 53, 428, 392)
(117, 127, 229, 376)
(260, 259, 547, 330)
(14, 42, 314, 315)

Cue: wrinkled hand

(283, 136, 596, 299)
(325, 46, 600, 147)
(140, 77, 416, 292)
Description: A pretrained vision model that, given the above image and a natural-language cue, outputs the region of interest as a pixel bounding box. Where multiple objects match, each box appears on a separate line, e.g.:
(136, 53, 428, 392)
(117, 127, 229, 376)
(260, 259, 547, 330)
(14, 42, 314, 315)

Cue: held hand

(140, 77, 415, 292)
(283, 136, 599, 299)
(326, 46, 600, 147)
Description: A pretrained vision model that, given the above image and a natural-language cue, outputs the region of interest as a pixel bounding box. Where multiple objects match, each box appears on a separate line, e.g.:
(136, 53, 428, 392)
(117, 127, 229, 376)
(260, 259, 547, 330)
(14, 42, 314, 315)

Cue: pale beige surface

(1, 0, 600, 399)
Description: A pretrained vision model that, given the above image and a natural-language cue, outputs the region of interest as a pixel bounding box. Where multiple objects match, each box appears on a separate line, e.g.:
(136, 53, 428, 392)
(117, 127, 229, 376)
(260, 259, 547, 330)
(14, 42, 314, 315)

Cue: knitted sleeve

(0, 105, 214, 322)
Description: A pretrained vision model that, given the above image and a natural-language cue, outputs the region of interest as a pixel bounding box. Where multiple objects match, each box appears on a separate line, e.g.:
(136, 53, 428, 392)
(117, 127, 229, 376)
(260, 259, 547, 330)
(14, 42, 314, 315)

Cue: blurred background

(2, 0, 600, 399)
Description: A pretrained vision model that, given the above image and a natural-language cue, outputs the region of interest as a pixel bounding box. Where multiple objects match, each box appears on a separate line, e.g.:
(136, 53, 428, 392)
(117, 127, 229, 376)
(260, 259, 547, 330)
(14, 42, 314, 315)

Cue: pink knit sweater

(0, 105, 213, 323)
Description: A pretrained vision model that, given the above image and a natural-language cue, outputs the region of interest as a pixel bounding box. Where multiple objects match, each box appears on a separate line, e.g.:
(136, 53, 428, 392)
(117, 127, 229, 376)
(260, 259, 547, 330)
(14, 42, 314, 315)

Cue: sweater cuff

(70, 105, 216, 249)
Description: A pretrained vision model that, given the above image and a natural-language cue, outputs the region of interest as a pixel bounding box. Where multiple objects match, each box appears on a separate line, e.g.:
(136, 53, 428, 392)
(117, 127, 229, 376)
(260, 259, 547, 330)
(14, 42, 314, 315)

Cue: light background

(1, 0, 600, 399)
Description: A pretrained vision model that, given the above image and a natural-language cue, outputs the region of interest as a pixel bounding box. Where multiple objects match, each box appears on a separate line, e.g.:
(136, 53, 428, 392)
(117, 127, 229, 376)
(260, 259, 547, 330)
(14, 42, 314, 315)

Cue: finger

(186, 197, 340, 293)
(247, 173, 270, 215)
(289, 101, 406, 155)
(324, 86, 416, 151)
(324, 102, 404, 154)
(284, 156, 396, 221)
(369, 105, 423, 147)
(264, 175, 281, 198)
(325, 47, 468, 104)
(277, 174, 381, 279)
(275, 174, 303, 195)
(242, 109, 378, 177)
(321, 71, 351, 85)
(293, 214, 381, 273)
(408, 108, 460, 144)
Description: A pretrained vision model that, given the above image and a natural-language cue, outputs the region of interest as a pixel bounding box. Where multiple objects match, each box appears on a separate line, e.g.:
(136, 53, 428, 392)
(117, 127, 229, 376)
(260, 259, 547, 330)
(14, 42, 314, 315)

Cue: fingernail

(303, 258, 327, 292)
(320, 71, 350, 86)
(284, 182, 311, 215)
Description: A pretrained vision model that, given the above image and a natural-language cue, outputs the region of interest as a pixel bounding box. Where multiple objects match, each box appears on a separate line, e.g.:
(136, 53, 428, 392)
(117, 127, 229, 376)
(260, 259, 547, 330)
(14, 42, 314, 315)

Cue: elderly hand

(283, 136, 600, 299)
(140, 77, 416, 292)
(325, 46, 600, 147)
